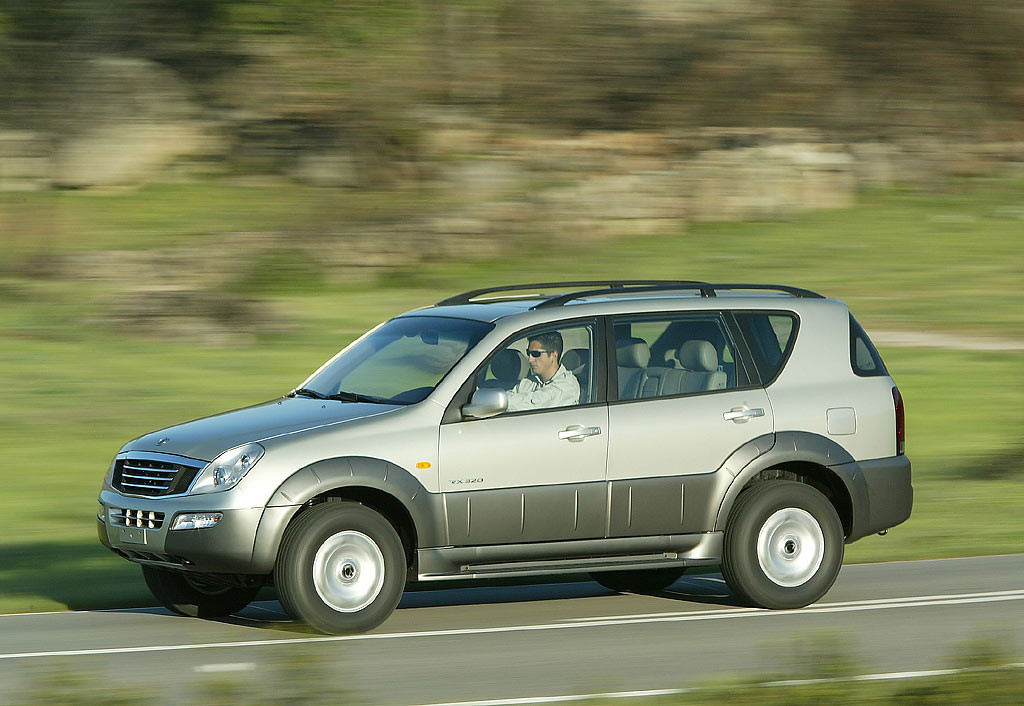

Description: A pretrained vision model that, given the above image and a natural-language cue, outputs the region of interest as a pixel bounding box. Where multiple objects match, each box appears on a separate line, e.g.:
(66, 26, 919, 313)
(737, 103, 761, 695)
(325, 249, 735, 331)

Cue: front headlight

(191, 443, 265, 495)
(102, 456, 117, 488)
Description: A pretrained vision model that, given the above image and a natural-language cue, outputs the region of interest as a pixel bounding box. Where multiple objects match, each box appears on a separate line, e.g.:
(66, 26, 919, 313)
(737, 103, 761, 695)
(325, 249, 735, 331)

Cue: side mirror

(461, 388, 508, 420)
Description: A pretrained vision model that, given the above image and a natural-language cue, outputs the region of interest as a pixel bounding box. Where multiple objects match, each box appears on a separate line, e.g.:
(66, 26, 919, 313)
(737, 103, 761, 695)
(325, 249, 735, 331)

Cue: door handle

(723, 407, 765, 423)
(558, 425, 602, 442)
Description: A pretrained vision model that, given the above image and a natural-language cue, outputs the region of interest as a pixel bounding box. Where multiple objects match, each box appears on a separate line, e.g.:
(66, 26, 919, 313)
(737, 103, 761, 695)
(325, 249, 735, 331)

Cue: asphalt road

(2, 554, 1022, 705)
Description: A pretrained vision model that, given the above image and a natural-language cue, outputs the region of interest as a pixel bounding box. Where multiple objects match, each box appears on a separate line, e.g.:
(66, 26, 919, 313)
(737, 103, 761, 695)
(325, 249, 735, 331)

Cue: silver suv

(97, 281, 912, 633)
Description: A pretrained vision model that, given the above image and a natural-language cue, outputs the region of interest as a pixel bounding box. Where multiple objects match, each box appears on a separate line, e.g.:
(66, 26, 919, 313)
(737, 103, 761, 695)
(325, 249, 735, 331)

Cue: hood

(124, 397, 399, 461)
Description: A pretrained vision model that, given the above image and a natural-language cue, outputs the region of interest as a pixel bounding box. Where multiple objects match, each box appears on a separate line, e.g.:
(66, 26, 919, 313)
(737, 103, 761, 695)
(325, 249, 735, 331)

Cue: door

(606, 313, 774, 536)
(439, 320, 608, 546)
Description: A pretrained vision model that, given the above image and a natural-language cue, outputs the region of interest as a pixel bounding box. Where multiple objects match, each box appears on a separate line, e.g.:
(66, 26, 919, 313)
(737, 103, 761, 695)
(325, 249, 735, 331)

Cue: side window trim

(441, 316, 605, 424)
(723, 311, 761, 388)
(731, 310, 801, 387)
(601, 314, 618, 403)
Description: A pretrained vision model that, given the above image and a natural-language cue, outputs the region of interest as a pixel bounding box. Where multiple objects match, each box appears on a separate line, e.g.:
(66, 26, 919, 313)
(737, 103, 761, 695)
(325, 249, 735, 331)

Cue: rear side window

(733, 312, 798, 385)
(850, 315, 888, 377)
(611, 313, 750, 400)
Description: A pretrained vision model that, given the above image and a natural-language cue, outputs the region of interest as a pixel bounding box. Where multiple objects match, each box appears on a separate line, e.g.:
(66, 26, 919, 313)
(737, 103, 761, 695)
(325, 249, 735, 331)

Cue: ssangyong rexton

(98, 281, 912, 633)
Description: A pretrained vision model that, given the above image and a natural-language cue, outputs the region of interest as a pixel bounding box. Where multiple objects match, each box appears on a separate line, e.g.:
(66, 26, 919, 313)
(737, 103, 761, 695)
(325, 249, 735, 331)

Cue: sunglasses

(526, 349, 552, 358)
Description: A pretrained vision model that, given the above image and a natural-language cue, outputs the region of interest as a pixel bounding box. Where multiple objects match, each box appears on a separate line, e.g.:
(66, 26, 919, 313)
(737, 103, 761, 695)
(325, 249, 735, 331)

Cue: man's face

(527, 340, 559, 382)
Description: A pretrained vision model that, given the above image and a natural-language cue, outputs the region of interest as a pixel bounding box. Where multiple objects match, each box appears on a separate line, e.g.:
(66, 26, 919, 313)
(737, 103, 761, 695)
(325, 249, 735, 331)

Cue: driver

(505, 331, 580, 412)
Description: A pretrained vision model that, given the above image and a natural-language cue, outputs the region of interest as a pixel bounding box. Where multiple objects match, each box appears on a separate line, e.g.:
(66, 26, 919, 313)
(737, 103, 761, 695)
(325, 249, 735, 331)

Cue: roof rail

(435, 281, 824, 308)
(435, 281, 712, 306)
(533, 282, 823, 308)
(700, 283, 824, 298)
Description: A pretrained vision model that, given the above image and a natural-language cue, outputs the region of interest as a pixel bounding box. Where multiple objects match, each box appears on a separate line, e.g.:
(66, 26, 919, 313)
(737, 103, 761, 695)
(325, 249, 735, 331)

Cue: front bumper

(97, 496, 267, 573)
(834, 455, 913, 542)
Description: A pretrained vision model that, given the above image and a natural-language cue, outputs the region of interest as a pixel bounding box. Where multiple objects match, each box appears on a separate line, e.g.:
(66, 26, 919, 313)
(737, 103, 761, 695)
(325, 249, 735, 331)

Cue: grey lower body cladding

(835, 455, 913, 542)
(416, 532, 722, 580)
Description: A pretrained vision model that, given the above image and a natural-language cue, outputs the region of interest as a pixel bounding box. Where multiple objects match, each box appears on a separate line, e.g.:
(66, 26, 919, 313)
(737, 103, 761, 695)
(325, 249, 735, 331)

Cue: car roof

(398, 281, 834, 324)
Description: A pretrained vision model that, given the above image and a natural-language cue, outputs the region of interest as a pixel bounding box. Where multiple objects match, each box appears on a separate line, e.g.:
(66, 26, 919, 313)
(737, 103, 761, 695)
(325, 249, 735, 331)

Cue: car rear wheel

(721, 480, 843, 609)
(274, 501, 406, 634)
(590, 568, 685, 593)
(141, 565, 260, 618)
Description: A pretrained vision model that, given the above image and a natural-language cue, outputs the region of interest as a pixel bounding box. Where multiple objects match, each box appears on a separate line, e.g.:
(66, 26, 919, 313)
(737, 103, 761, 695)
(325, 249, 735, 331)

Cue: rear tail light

(892, 386, 906, 455)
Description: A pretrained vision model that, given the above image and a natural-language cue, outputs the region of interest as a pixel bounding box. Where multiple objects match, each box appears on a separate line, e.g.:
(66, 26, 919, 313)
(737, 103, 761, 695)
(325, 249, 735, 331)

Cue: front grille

(112, 455, 204, 497)
(109, 507, 166, 529)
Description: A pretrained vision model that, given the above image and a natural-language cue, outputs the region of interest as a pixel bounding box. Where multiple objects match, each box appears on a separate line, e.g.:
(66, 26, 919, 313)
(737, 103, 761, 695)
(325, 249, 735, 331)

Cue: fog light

(170, 512, 223, 531)
(97, 502, 106, 524)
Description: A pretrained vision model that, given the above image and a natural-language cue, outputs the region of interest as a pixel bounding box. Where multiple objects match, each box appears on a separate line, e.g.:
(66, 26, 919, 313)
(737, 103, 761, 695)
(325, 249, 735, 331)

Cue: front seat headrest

(562, 348, 590, 373)
(490, 348, 528, 381)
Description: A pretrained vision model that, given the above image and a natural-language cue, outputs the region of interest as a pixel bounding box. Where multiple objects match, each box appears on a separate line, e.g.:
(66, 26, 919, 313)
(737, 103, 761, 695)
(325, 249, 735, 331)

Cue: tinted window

(733, 311, 798, 384)
(613, 314, 742, 400)
(850, 315, 888, 377)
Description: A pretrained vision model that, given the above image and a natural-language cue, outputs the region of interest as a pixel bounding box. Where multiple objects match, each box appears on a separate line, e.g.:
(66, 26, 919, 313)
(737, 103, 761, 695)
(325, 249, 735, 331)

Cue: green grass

(844, 348, 1024, 563)
(0, 180, 442, 264)
(407, 177, 1024, 338)
(0, 175, 1021, 613)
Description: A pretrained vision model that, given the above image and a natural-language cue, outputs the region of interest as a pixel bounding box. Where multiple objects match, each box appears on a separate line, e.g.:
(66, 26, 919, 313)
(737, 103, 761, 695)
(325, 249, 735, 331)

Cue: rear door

(605, 312, 774, 537)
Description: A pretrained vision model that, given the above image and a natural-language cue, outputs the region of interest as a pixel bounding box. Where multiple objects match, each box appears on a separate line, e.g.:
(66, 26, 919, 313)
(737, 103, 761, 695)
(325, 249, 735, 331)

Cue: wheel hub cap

(312, 530, 385, 613)
(756, 508, 824, 587)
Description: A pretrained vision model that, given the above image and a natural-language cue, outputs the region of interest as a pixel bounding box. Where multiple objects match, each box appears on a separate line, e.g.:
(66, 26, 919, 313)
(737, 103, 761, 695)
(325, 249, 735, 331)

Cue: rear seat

(639, 340, 727, 397)
(616, 337, 650, 399)
(675, 340, 727, 392)
(617, 338, 727, 400)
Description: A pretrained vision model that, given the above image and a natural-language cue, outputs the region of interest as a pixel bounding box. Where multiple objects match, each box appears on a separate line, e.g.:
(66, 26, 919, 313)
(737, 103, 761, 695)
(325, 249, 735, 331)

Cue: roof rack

(436, 281, 824, 308)
(435, 281, 713, 306)
(535, 282, 823, 308)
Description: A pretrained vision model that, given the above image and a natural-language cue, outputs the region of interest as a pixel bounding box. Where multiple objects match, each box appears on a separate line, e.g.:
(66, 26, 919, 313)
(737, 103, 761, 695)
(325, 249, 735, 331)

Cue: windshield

(299, 316, 493, 404)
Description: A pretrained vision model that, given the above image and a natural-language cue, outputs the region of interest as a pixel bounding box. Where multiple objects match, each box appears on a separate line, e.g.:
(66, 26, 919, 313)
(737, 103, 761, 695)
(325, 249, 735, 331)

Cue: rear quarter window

(850, 315, 888, 377)
(732, 311, 798, 385)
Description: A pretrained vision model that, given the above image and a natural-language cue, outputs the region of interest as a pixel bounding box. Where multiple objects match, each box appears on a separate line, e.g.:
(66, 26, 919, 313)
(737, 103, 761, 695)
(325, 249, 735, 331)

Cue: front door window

(476, 322, 596, 412)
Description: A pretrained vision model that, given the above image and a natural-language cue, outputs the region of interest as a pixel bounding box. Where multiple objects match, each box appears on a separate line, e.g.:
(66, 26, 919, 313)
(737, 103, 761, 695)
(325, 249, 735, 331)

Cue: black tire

(141, 565, 260, 618)
(590, 568, 685, 593)
(274, 502, 407, 635)
(721, 480, 844, 609)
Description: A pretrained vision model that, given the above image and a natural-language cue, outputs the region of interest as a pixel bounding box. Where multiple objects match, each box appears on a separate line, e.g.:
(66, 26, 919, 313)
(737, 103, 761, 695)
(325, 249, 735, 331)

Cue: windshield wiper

(292, 387, 407, 405)
(326, 390, 391, 404)
(289, 387, 328, 400)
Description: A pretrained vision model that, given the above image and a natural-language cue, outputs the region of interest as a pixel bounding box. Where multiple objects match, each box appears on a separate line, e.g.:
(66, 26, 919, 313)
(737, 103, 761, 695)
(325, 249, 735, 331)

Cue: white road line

(567, 589, 1024, 621)
(193, 662, 256, 673)
(407, 664, 1024, 706)
(408, 688, 697, 706)
(0, 590, 1022, 662)
(846, 553, 1024, 568)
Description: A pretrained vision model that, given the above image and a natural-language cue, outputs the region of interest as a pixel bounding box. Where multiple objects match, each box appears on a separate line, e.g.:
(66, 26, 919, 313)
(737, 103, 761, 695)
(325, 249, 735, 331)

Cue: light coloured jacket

(506, 365, 580, 412)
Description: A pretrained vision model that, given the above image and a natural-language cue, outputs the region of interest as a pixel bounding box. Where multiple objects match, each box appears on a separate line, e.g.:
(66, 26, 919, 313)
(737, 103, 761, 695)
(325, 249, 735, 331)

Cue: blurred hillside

(2, 0, 1023, 193)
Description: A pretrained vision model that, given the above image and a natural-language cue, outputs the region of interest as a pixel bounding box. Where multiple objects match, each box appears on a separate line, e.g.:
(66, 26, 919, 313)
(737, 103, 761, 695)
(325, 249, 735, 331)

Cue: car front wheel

(274, 501, 407, 634)
(721, 480, 843, 609)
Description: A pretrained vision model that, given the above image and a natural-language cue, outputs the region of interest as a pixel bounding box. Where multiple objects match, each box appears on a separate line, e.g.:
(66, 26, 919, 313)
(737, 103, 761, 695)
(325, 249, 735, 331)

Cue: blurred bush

(2, 0, 1022, 179)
